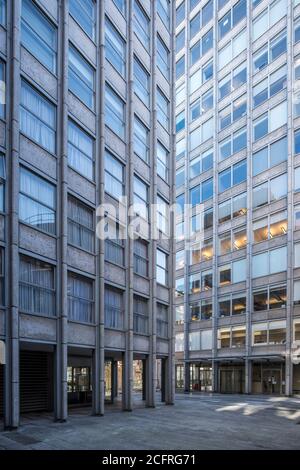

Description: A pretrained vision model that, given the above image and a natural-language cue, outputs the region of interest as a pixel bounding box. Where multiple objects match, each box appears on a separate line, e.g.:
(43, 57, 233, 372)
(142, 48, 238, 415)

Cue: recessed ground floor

(0, 394, 300, 450)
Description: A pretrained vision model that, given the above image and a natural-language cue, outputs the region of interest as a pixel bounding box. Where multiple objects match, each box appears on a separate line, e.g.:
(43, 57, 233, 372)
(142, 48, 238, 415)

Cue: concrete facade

(0, 0, 175, 428)
(175, 0, 300, 396)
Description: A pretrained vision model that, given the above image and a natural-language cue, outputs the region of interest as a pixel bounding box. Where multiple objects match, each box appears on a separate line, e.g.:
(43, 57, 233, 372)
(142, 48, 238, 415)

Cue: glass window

(190, 12, 200, 39)
(157, 195, 169, 235)
(176, 56, 185, 79)
(0, 0, 6, 27)
(19, 167, 55, 234)
(270, 173, 287, 201)
(253, 323, 268, 345)
(202, 0, 213, 26)
(104, 150, 124, 199)
(218, 329, 231, 348)
(157, 36, 169, 79)
(68, 120, 94, 179)
(68, 273, 94, 323)
(176, 110, 185, 133)
(0, 153, 5, 213)
(270, 31, 287, 62)
(157, 0, 170, 28)
(231, 327, 246, 348)
(21, 0, 57, 73)
(133, 296, 148, 335)
(294, 280, 300, 305)
(232, 258, 246, 283)
(19, 256, 55, 316)
(134, 176, 148, 220)
(69, 0, 96, 39)
(105, 85, 125, 139)
(203, 60, 213, 82)
(20, 80, 56, 153)
(69, 46, 95, 109)
(157, 142, 168, 181)
(157, 88, 169, 130)
(68, 196, 94, 252)
(134, 117, 149, 163)
(296, 167, 300, 192)
(190, 40, 201, 66)
(295, 205, 300, 231)
(105, 286, 124, 330)
(176, 1, 185, 26)
(0, 60, 5, 120)
(157, 249, 168, 286)
(113, 0, 126, 14)
(202, 28, 213, 55)
(176, 28, 185, 52)
(134, 239, 148, 277)
(175, 333, 184, 352)
(268, 320, 286, 345)
(157, 303, 168, 338)
(134, 0, 150, 49)
(134, 58, 150, 106)
(105, 18, 126, 77)
(253, 114, 268, 141)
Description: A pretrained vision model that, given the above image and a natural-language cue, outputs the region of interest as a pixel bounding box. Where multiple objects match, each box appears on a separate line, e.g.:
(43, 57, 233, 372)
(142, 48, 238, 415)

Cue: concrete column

(55, 0, 69, 422)
(92, 0, 105, 417)
(212, 361, 218, 393)
(245, 359, 252, 395)
(5, 0, 21, 429)
(123, 0, 134, 412)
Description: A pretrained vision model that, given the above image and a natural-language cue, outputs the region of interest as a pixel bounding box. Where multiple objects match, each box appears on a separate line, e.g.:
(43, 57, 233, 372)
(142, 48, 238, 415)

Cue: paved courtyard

(1, 394, 300, 450)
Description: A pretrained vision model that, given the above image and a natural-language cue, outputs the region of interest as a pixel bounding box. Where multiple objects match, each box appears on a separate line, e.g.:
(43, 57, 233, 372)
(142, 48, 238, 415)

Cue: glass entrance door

(105, 360, 113, 402)
(262, 369, 281, 394)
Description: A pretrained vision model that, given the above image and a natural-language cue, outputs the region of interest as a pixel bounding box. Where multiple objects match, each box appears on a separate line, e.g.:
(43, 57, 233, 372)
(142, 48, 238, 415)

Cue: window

(190, 0, 200, 11)
(113, 0, 126, 15)
(218, 327, 246, 348)
(68, 273, 94, 323)
(252, 246, 287, 278)
(176, 111, 185, 133)
(219, 160, 247, 193)
(190, 12, 200, 39)
(133, 295, 148, 334)
(104, 150, 124, 199)
(219, 293, 246, 317)
(68, 196, 94, 252)
(0, 0, 5, 26)
(105, 221, 124, 266)
(253, 101, 287, 141)
(69, 0, 96, 39)
(175, 333, 184, 352)
(219, 259, 246, 285)
(0, 153, 5, 213)
(105, 286, 124, 329)
(190, 178, 213, 206)
(252, 0, 287, 41)
(190, 29, 213, 66)
(0, 248, 3, 306)
(134, 58, 150, 106)
(202, 0, 213, 26)
(218, 29, 247, 70)
(69, 46, 94, 109)
(295, 167, 300, 192)
(295, 243, 300, 268)
(157, 195, 169, 235)
(190, 89, 213, 122)
(295, 205, 300, 231)
(219, 63, 247, 100)
(105, 18, 126, 77)
(190, 148, 213, 179)
(252, 320, 286, 346)
(134, 176, 148, 220)
(296, 130, 300, 154)
(252, 136, 287, 176)
(176, 29, 185, 53)
(21, 0, 57, 73)
(134, 117, 149, 163)
(19, 167, 56, 234)
(253, 285, 286, 311)
(157, 36, 169, 79)
(157, 88, 169, 130)
(219, 227, 247, 254)
(253, 173, 287, 208)
(190, 118, 213, 149)
(134, 239, 148, 277)
(134, 0, 150, 49)
(176, 1, 185, 26)
(0, 60, 4, 119)
(253, 65, 287, 108)
(294, 280, 300, 305)
(20, 80, 56, 153)
(219, 127, 247, 161)
(105, 85, 125, 139)
(157, 303, 168, 338)
(68, 120, 94, 179)
(219, 96, 247, 130)
(190, 300, 212, 321)
(176, 277, 185, 297)
(158, 0, 170, 28)
(176, 56, 185, 80)
(176, 305, 184, 325)
(218, 0, 246, 39)
(219, 192, 247, 224)
(157, 249, 168, 286)
(253, 30, 287, 73)
(19, 256, 55, 317)
(157, 142, 168, 181)
(253, 210, 287, 243)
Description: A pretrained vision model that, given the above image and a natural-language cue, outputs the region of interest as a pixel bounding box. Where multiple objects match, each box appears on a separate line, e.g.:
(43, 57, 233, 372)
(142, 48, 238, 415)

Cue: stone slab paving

(1, 394, 300, 450)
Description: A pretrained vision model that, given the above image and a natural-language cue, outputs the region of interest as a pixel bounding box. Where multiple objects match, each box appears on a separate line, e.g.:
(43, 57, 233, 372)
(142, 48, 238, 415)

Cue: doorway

(262, 369, 281, 394)
(219, 367, 244, 393)
(67, 366, 92, 406)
